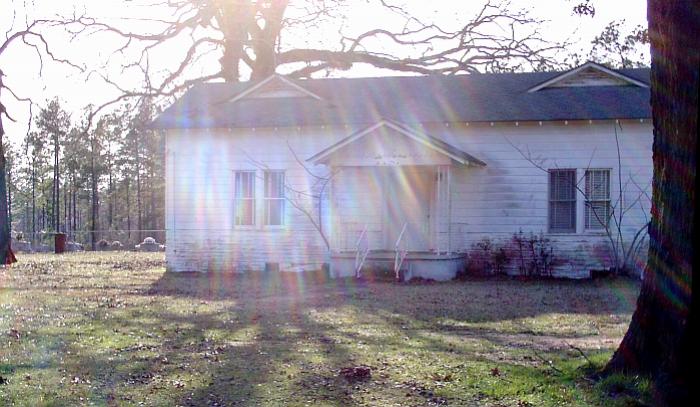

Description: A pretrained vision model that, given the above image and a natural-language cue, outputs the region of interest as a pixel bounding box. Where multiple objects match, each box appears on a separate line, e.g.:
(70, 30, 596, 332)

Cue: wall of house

(165, 127, 345, 272)
(433, 120, 652, 277)
(165, 119, 652, 277)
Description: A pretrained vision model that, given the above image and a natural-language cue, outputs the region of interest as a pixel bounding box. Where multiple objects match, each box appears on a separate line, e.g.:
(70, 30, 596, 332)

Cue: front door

(383, 167, 432, 251)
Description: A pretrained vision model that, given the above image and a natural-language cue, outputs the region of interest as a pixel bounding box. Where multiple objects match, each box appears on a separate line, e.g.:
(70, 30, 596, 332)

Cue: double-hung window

(234, 171, 256, 226)
(548, 169, 577, 233)
(264, 171, 285, 226)
(585, 169, 611, 230)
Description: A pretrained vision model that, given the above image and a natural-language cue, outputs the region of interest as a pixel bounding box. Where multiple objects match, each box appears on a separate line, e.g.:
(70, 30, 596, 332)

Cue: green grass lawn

(0, 252, 645, 406)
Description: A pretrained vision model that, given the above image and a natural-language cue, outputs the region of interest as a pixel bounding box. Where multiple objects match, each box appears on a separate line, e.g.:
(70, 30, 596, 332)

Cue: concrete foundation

(330, 251, 466, 281)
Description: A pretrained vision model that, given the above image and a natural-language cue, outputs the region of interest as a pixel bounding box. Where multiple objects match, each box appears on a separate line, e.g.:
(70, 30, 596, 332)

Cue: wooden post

(447, 166, 452, 255)
(435, 166, 441, 255)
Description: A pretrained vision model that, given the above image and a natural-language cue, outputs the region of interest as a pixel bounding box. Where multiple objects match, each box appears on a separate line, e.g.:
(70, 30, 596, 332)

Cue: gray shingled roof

(152, 67, 650, 129)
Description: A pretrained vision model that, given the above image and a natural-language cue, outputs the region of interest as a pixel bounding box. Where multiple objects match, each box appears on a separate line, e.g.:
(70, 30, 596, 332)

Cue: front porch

(308, 120, 486, 281)
(328, 164, 464, 281)
(330, 250, 466, 281)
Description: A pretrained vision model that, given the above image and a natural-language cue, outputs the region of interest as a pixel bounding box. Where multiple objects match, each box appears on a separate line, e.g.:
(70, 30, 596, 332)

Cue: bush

(463, 238, 511, 276)
(492, 247, 510, 275)
(511, 230, 556, 277)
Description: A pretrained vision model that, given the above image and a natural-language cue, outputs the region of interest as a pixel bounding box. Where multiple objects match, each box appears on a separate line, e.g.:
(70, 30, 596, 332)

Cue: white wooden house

(154, 62, 652, 279)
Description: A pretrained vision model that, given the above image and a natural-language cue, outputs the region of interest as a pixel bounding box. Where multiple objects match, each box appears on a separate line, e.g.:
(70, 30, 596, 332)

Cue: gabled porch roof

(307, 119, 486, 166)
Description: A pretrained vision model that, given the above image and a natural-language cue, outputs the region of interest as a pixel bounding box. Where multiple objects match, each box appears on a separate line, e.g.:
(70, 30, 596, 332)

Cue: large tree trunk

(0, 72, 13, 263)
(249, 0, 288, 80)
(0, 138, 13, 264)
(7, 155, 12, 228)
(605, 2, 697, 405)
(0, 77, 13, 263)
(216, 2, 254, 82)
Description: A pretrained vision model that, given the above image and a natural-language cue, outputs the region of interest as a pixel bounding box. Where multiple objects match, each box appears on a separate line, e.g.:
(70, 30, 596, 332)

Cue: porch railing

(354, 225, 370, 278)
(394, 222, 408, 280)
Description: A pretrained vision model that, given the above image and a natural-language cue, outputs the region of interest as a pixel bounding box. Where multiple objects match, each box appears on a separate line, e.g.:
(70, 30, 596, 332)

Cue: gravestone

(136, 237, 163, 252)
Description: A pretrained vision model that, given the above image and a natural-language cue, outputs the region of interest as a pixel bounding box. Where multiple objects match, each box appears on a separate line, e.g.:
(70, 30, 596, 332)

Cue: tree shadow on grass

(146, 271, 640, 323)
(13, 266, 638, 406)
(40, 271, 375, 406)
(126, 271, 638, 404)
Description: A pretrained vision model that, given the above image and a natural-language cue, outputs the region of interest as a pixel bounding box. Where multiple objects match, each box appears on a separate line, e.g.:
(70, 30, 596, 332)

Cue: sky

(0, 0, 648, 145)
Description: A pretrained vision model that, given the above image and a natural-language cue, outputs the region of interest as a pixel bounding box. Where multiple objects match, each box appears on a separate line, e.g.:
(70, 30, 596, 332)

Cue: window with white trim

(585, 169, 611, 230)
(264, 171, 285, 226)
(548, 169, 577, 233)
(234, 171, 256, 226)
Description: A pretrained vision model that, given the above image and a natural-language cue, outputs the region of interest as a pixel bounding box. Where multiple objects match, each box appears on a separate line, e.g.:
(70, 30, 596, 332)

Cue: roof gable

(528, 62, 649, 92)
(229, 75, 323, 102)
(308, 120, 486, 166)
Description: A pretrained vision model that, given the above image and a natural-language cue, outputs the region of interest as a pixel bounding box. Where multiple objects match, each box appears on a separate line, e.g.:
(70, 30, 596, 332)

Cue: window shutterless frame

(233, 171, 256, 227)
(548, 169, 577, 233)
(263, 171, 285, 227)
(584, 169, 612, 230)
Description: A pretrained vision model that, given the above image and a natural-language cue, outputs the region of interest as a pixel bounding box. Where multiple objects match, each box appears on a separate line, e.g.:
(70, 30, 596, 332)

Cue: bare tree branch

(506, 129, 652, 275)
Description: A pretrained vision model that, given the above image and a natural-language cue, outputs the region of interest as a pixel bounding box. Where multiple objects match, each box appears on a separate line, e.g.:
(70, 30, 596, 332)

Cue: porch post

(435, 165, 451, 255)
(329, 167, 337, 252)
(434, 165, 452, 256)
(435, 166, 441, 255)
(447, 166, 452, 255)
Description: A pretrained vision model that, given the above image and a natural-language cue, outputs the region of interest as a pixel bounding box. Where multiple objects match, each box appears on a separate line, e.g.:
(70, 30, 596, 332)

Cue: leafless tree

(242, 141, 338, 252)
(0, 9, 87, 262)
(507, 123, 651, 275)
(68, 1, 562, 107)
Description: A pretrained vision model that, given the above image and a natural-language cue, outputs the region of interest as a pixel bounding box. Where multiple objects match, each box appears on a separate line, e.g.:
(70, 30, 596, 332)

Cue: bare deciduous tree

(603, 2, 696, 404)
(70, 0, 561, 106)
(1, 11, 86, 262)
(508, 123, 651, 275)
(242, 141, 337, 254)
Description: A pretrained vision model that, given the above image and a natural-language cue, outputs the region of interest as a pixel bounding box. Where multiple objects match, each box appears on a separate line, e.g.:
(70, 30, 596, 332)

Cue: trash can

(55, 233, 67, 254)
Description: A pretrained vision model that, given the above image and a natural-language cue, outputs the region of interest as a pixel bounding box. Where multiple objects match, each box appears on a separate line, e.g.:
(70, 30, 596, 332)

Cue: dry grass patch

(0, 252, 642, 406)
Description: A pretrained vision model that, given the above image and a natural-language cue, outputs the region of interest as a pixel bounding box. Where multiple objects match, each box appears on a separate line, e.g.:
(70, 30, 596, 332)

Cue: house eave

(228, 74, 323, 103)
(527, 61, 650, 93)
(307, 119, 486, 167)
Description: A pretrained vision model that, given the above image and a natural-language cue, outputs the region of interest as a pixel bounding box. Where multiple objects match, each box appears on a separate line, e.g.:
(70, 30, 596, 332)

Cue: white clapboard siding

(165, 120, 652, 276)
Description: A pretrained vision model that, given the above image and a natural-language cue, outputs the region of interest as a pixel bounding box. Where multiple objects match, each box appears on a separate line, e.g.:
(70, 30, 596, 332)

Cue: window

(585, 169, 611, 230)
(264, 171, 285, 226)
(234, 171, 256, 226)
(549, 169, 577, 233)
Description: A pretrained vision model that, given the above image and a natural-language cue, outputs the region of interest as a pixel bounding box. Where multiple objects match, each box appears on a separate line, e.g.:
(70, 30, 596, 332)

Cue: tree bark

(217, 1, 254, 82)
(0, 138, 13, 263)
(605, 2, 697, 405)
(0, 70, 14, 263)
(7, 154, 12, 228)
